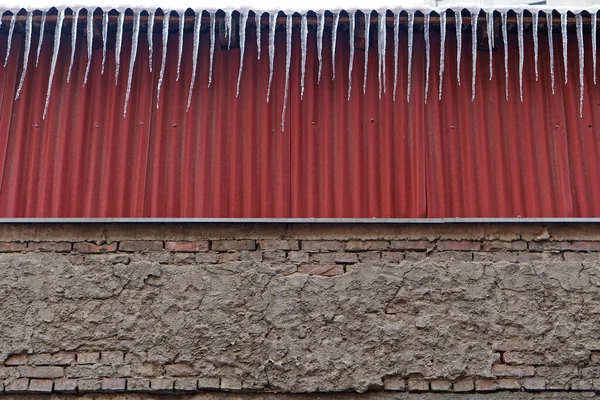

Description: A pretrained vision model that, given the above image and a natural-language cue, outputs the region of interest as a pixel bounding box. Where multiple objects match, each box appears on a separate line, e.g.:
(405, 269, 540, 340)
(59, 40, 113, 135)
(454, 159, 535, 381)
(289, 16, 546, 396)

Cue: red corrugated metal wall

(0, 17, 599, 218)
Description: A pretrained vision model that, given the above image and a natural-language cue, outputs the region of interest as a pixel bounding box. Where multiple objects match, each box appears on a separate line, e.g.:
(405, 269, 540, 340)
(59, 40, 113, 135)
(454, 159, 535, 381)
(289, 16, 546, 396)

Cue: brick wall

(1, 223, 600, 396)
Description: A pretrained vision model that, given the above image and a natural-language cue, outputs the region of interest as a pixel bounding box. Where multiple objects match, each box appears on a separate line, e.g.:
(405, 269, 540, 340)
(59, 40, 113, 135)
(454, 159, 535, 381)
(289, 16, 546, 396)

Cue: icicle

(148, 10, 155, 72)
(348, 11, 355, 100)
(267, 12, 276, 101)
(363, 11, 370, 94)
(439, 10, 446, 101)
(486, 11, 493, 80)
(471, 9, 478, 101)
(225, 10, 232, 49)
(377, 11, 386, 99)
(576, 13, 584, 117)
(561, 12, 568, 84)
(124, 11, 140, 117)
(84, 9, 94, 85)
(456, 9, 462, 85)
(101, 10, 108, 74)
(317, 12, 325, 83)
(532, 10, 539, 81)
(236, 11, 248, 97)
(156, 11, 170, 108)
(187, 11, 201, 111)
(502, 11, 508, 100)
(255, 11, 262, 59)
(43, 9, 65, 119)
(332, 12, 340, 80)
(281, 14, 292, 131)
(4, 14, 15, 67)
(15, 12, 33, 100)
(424, 12, 430, 104)
(393, 12, 399, 101)
(594, 12, 597, 85)
(35, 11, 47, 67)
(407, 12, 414, 102)
(66, 8, 79, 82)
(115, 11, 125, 82)
(547, 13, 555, 94)
(208, 12, 216, 87)
(301, 13, 308, 100)
(517, 11, 524, 101)
(176, 10, 184, 81)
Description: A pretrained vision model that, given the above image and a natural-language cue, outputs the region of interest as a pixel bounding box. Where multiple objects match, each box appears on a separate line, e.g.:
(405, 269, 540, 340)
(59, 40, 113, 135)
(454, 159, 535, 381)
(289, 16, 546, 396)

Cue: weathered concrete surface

(2, 248, 600, 393)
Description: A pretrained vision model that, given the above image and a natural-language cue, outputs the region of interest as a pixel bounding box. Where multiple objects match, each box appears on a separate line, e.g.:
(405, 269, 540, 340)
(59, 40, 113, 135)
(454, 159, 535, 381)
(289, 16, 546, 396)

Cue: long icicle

(66, 8, 79, 82)
(208, 12, 216, 87)
(377, 11, 386, 99)
(267, 12, 276, 102)
(424, 12, 430, 104)
(301, 13, 308, 100)
(35, 11, 47, 67)
(471, 9, 478, 101)
(176, 10, 184, 81)
(236, 11, 248, 97)
(547, 13, 555, 94)
(593, 12, 597, 85)
(561, 12, 568, 84)
(407, 11, 414, 102)
(124, 11, 140, 117)
(317, 12, 325, 83)
(439, 10, 446, 100)
(348, 11, 355, 100)
(576, 13, 584, 117)
(225, 10, 232, 49)
(487, 11, 493, 80)
(332, 12, 340, 80)
(84, 8, 94, 85)
(502, 11, 508, 100)
(4, 14, 16, 67)
(532, 10, 539, 81)
(15, 12, 33, 100)
(517, 11, 524, 101)
(281, 14, 292, 131)
(147, 10, 155, 72)
(255, 11, 262, 59)
(115, 10, 125, 82)
(187, 11, 201, 111)
(101, 10, 108, 74)
(393, 11, 399, 101)
(456, 9, 462, 85)
(156, 10, 170, 108)
(43, 8, 65, 119)
(363, 11, 370, 94)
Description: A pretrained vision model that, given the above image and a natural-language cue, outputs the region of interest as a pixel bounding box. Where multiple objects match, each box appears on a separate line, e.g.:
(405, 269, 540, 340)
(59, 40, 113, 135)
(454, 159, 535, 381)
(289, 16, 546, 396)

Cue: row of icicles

(4, 9, 595, 128)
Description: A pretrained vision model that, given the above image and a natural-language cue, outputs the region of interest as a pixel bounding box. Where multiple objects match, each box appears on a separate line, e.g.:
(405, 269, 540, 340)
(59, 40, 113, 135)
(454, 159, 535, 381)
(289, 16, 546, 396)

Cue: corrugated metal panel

(0, 17, 599, 218)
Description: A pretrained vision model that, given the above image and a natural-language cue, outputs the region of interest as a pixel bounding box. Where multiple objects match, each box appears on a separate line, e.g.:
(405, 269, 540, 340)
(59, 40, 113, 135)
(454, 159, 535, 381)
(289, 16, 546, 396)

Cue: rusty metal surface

(0, 23, 598, 217)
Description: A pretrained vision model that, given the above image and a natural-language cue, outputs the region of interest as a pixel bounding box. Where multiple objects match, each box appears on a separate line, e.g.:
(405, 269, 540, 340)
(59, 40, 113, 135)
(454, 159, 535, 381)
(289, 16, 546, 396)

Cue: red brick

(28, 379, 53, 392)
(298, 264, 344, 277)
(528, 241, 571, 252)
(101, 378, 126, 391)
(53, 378, 77, 392)
(301, 240, 345, 251)
(437, 240, 481, 251)
(19, 366, 64, 379)
(77, 352, 100, 364)
(258, 240, 299, 250)
(407, 378, 428, 392)
(211, 240, 256, 251)
(288, 251, 309, 263)
(430, 379, 452, 392)
(482, 241, 528, 251)
(383, 376, 405, 391)
(73, 242, 117, 254)
(498, 378, 521, 390)
(29, 352, 75, 366)
(0, 242, 26, 252)
(453, 378, 474, 392)
(571, 241, 600, 251)
(475, 379, 499, 392)
(345, 241, 390, 252)
(381, 252, 404, 262)
(27, 242, 72, 252)
(522, 377, 545, 390)
(334, 253, 358, 264)
(119, 241, 163, 252)
(165, 241, 209, 252)
(4, 354, 28, 366)
(390, 240, 434, 251)
(5, 378, 29, 392)
(492, 364, 535, 377)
